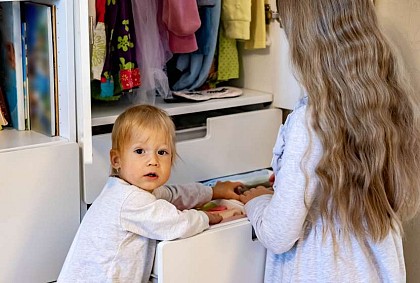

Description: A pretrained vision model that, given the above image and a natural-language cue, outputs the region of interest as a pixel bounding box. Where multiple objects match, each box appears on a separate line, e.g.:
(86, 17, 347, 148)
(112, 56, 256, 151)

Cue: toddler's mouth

(145, 172, 158, 177)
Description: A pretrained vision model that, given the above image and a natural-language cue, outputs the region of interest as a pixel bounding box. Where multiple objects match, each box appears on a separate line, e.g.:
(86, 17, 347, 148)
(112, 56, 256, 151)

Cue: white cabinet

(0, 0, 292, 280)
(153, 219, 266, 283)
(149, 109, 281, 282)
(0, 0, 82, 281)
(85, 96, 282, 203)
(0, 142, 80, 282)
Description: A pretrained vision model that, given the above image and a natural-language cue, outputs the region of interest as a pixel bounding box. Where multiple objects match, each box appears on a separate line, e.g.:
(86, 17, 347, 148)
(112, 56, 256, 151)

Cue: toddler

(58, 105, 241, 283)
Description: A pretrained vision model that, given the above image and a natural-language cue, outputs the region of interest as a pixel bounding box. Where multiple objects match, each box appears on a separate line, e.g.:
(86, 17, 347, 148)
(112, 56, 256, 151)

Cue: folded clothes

(172, 86, 242, 101)
(198, 201, 218, 211)
(209, 207, 243, 219)
(220, 214, 246, 223)
(207, 205, 227, 212)
(202, 169, 273, 188)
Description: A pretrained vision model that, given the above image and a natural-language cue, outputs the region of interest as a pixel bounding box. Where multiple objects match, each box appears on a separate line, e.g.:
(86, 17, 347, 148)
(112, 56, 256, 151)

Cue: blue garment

(172, 54, 204, 90)
(197, 0, 216, 6)
(244, 97, 406, 282)
(100, 78, 115, 98)
(171, 0, 220, 91)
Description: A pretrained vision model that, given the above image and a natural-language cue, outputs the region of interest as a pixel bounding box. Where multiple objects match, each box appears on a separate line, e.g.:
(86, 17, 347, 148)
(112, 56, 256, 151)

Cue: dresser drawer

(84, 108, 282, 204)
(152, 218, 266, 283)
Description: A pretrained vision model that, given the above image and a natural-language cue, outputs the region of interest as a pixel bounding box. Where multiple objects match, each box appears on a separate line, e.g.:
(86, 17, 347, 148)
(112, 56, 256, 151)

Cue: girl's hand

(212, 181, 243, 200)
(204, 211, 223, 224)
(239, 186, 274, 204)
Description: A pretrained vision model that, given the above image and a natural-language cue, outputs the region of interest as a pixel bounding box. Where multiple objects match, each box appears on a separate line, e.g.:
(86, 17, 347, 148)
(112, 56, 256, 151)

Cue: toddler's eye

(158, 150, 169, 156)
(135, 149, 145, 154)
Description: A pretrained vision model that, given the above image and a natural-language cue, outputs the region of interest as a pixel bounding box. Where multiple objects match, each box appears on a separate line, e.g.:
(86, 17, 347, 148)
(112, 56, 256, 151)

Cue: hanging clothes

(171, 0, 221, 91)
(217, 28, 239, 82)
(132, 0, 172, 101)
(91, 0, 106, 81)
(100, 0, 140, 100)
(162, 0, 201, 54)
(244, 0, 266, 50)
(197, 0, 216, 6)
(221, 0, 252, 40)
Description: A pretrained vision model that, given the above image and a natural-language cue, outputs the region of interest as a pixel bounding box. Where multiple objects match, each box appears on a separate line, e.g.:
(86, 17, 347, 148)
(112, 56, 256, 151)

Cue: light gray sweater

(58, 177, 212, 283)
(245, 98, 405, 283)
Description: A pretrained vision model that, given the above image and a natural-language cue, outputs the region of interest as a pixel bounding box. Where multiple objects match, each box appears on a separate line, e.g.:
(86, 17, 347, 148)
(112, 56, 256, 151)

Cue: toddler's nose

(147, 153, 158, 166)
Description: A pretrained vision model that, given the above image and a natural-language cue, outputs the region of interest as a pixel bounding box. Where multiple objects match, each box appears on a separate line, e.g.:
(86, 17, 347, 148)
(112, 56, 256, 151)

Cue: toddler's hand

(204, 211, 223, 225)
(212, 181, 243, 200)
(239, 186, 274, 204)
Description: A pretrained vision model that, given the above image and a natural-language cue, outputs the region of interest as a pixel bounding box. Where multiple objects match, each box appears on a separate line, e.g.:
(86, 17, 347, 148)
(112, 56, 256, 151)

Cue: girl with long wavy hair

(239, 0, 420, 281)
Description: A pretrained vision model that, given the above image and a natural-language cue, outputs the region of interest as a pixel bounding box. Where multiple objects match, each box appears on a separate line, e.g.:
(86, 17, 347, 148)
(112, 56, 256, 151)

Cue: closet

(0, 0, 297, 281)
(83, 1, 294, 281)
(84, 0, 301, 205)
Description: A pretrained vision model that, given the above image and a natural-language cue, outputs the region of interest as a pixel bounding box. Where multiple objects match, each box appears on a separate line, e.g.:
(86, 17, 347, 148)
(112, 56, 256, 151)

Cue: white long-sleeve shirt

(245, 97, 405, 282)
(58, 177, 212, 283)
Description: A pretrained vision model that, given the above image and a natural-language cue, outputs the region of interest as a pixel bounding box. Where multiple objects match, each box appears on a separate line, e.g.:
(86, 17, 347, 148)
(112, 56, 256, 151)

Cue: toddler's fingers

(212, 213, 222, 224)
(205, 211, 222, 224)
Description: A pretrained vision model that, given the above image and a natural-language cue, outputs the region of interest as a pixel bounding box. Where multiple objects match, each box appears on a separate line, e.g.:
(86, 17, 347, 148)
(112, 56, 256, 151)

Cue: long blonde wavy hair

(278, 0, 420, 242)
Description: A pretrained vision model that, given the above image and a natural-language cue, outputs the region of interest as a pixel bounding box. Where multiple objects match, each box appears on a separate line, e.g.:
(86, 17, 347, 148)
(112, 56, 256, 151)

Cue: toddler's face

(113, 129, 172, 191)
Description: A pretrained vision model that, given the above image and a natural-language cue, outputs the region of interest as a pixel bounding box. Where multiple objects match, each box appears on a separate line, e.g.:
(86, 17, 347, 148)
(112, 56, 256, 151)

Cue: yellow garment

(244, 0, 266, 49)
(217, 29, 239, 81)
(221, 0, 251, 40)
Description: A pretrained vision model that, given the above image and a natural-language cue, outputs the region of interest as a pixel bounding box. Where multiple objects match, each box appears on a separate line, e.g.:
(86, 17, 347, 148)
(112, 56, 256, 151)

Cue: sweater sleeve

(244, 105, 322, 254)
(162, 0, 201, 36)
(121, 191, 210, 240)
(153, 183, 213, 210)
(221, 0, 251, 40)
(162, 0, 201, 53)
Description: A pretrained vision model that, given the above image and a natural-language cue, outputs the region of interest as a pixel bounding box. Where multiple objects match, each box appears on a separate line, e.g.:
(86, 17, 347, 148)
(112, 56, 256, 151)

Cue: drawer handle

(251, 226, 258, 241)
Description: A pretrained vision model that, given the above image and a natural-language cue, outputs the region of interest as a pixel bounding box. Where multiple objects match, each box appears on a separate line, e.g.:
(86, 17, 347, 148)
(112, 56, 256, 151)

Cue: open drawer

(84, 108, 282, 203)
(152, 217, 266, 283)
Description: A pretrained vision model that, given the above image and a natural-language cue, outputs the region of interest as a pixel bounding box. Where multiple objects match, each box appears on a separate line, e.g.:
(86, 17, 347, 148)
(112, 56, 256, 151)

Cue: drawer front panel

(84, 108, 282, 203)
(169, 108, 282, 184)
(153, 219, 266, 283)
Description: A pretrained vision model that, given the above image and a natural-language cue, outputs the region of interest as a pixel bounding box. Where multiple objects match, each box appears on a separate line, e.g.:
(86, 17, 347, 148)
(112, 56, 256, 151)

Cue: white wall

(376, 0, 420, 91)
(375, 1, 420, 282)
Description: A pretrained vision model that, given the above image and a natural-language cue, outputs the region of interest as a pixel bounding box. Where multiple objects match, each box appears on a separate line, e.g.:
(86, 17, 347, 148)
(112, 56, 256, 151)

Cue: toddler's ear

(110, 149, 120, 169)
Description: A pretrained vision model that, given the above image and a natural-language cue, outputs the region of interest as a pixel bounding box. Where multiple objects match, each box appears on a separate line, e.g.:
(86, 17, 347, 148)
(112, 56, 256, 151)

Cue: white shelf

(0, 128, 66, 153)
(91, 88, 273, 127)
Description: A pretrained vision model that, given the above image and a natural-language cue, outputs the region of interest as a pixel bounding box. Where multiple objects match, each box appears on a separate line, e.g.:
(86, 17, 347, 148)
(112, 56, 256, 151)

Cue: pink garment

(162, 0, 201, 53)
